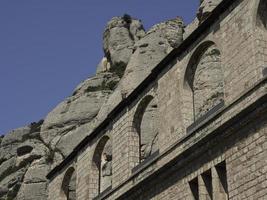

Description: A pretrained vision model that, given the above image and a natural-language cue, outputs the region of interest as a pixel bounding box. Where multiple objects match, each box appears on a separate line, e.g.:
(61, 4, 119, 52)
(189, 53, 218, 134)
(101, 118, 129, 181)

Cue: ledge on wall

(93, 186, 112, 200)
(131, 150, 160, 174)
(187, 101, 225, 135)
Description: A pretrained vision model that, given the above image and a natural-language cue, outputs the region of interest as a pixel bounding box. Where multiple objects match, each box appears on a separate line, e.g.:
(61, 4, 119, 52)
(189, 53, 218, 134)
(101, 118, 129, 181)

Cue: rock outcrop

(197, 0, 222, 23)
(96, 17, 184, 122)
(0, 121, 49, 200)
(184, 0, 222, 38)
(0, 13, 187, 200)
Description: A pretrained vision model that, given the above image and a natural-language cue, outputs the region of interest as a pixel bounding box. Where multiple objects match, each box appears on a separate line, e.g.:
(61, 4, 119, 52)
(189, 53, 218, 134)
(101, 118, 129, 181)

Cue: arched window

(133, 95, 159, 162)
(257, 0, 267, 30)
(92, 136, 112, 195)
(184, 42, 224, 122)
(62, 167, 76, 200)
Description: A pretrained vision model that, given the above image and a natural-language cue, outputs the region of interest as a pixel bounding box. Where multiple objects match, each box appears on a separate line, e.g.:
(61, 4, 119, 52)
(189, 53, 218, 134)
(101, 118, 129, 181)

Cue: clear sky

(0, 1, 199, 135)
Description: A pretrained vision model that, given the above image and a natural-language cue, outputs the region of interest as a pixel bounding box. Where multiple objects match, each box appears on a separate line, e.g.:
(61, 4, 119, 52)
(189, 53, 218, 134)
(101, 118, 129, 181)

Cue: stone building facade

(47, 0, 267, 199)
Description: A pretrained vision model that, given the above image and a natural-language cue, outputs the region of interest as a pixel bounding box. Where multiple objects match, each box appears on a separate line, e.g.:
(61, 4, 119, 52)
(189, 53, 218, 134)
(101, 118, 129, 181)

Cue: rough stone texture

(0, 121, 49, 200)
(100, 140, 112, 193)
(185, 0, 222, 37)
(4, 0, 267, 199)
(257, 0, 267, 30)
(134, 96, 159, 161)
(96, 17, 184, 123)
(39, 15, 146, 163)
(120, 17, 184, 96)
(190, 44, 224, 119)
(47, 0, 267, 200)
(0, 14, 185, 200)
(103, 15, 145, 77)
(40, 71, 120, 159)
(197, 0, 222, 23)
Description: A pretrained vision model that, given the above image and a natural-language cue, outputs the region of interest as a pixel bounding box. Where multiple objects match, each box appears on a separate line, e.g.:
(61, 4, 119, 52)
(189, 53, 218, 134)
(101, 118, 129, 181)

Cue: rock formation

(0, 2, 220, 197)
(197, 0, 222, 23)
(0, 14, 146, 200)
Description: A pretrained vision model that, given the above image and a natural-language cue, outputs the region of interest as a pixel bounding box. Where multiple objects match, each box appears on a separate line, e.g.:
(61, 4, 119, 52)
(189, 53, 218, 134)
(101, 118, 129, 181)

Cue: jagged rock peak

(103, 14, 146, 77)
(104, 14, 145, 41)
(147, 17, 184, 48)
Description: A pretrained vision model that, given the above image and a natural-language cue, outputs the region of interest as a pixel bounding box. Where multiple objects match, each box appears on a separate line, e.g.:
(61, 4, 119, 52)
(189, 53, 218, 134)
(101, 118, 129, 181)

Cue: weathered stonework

(46, 0, 267, 199)
(1, 0, 267, 199)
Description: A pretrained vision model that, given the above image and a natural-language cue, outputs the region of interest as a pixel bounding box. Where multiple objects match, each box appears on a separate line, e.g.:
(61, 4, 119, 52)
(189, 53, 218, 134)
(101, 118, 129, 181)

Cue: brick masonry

(47, 0, 267, 199)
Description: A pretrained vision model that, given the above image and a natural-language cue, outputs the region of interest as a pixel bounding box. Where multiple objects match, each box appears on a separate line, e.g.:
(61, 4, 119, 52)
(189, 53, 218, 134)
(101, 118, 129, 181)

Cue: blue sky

(0, 1, 199, 135)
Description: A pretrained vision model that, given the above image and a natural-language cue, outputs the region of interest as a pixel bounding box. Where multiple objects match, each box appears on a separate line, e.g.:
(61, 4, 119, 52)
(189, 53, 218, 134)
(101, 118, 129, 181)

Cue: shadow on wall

(257, 0, 267, 30)
(91, 136, 112, 197)
(183, 41, 224, 127)
(62, 167, 76, 200)
(133, 95, 159, 163)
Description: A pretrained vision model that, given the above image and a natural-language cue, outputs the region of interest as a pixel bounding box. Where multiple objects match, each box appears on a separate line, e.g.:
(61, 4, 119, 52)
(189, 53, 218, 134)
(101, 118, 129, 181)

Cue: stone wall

(47, 0, 267, 200)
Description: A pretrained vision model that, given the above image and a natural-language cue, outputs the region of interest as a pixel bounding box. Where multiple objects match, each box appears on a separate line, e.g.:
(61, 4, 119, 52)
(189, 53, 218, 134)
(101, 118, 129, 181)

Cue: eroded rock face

(192, 44, 224, 119)
(39, 15, 146, 164)
(1, 15, 185, 200)
(139, 98, 159, 161)
(0, 121, 49, 200)
(40, 71, 120, 163)
(96, 18, 184, 123)
(103, 15, 145, 77)
(197, 0, 222, 23)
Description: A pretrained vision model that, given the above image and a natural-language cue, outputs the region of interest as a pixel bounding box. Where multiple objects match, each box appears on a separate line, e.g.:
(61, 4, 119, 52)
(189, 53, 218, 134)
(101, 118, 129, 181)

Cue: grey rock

(184, 18, 199, 39)
(147, 17, 184, 48)
(121, 17, 184, 96)
(55, 121, 95, 157)
(96, 87, 123, 123)
(40, 72, 121, 162)
(1, 170, 25, 189)
(139, 98, 159, 161)
(23, 164, 49, 184)
(0, 145, 17, 164)
(1, 126, 31, 147)
(17, 182, 47, 200)
(41, 72, 119, 132)
(197, 0, 222, 23)
(191, 44, 224, 119)
(0, 15, 185, 200)
(0, 135, 3, 146)
(103, 15, 145, 77)
(16, 140, 49, 168)
(0, 125, 49, 200)
(0, 158, 16, 181)
(97, 17, 184, 123)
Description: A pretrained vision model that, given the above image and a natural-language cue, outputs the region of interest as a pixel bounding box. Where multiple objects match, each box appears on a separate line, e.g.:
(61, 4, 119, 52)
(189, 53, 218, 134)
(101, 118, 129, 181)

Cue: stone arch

(133, 95, 159, 162)
(61, 167, 76, 200)
(183, 41, 224, 123)
(91, 135, 112, 195)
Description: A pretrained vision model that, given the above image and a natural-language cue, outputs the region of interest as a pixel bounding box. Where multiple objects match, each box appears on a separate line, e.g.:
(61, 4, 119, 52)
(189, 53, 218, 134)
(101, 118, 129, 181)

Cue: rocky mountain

(0, 1, 220, 198)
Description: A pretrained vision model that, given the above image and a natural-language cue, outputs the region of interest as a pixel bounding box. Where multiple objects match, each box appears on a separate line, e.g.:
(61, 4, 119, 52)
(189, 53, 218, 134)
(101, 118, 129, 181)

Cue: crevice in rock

(17, 146, 33, 157)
